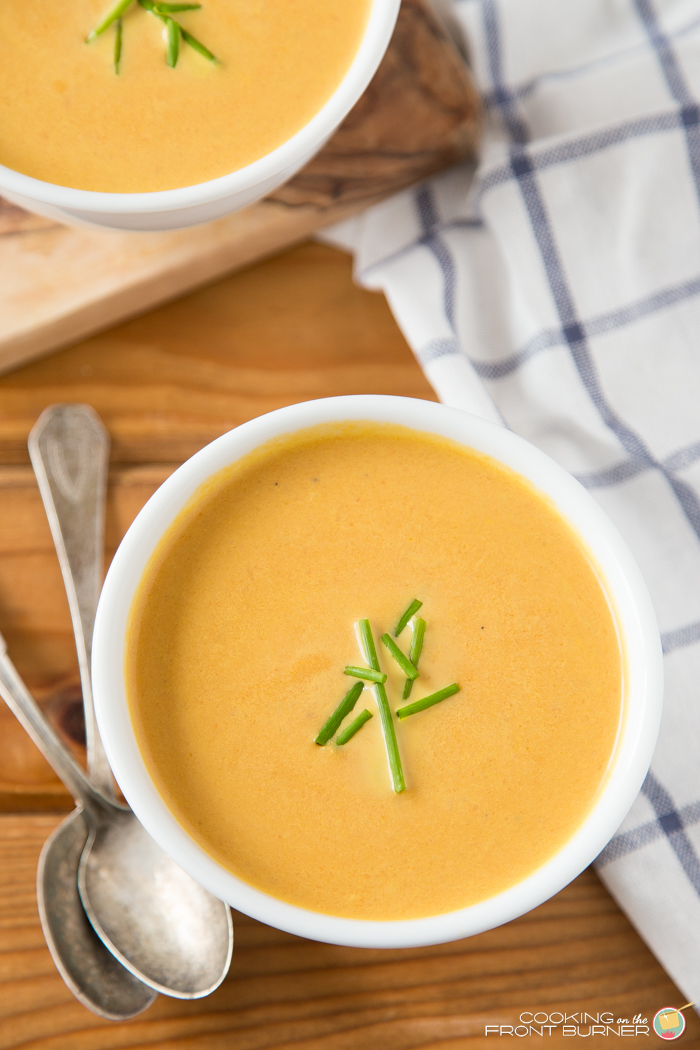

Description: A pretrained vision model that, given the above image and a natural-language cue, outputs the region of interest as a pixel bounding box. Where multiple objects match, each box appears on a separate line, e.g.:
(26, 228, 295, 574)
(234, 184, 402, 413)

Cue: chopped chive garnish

(337, 709, 373, 745)
(394, 598, 423, 637)
(104, 0, 218, 67)
(180, 26, 217, 62)
(396, 683, 460, 720)
(381, 634, 419, 680)
(358, 620, 405, 793)
(315, 681, 363, 746)
(88, 0, 135, 41)
(403, 617, 426, 699)
(165, 16, 180, 66)
(114, 17, 123, 72)
(344, 665, 386, 684)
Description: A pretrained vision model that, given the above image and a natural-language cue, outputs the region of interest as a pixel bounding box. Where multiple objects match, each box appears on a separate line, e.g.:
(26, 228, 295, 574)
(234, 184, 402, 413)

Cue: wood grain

(0, 242, 436, 471)
(1, 816, 698, 1049)
(0, 0, 479, 377)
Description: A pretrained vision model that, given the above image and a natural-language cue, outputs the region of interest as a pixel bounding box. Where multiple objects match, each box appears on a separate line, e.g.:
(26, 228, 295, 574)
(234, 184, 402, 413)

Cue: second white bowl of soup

(0, 0, 399, 229)
(92, 395, 663, 947)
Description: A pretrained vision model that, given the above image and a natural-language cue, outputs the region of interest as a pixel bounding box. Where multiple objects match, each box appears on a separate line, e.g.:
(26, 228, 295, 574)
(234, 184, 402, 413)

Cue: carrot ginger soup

(126, 423, 623, 920)
(0, 0, 370, 192)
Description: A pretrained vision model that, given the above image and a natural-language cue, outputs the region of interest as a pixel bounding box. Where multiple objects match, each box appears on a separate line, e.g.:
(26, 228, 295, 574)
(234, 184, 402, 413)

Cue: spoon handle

(0, 631, 112, 814)
(28, 405, 114, 796)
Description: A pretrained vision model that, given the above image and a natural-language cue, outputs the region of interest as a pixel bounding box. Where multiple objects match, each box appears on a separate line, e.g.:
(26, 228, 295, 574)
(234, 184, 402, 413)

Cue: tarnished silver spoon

(26, 404, 233, 1000)
(10, 403, 154, 1020)
(0, 642, 155, 1019)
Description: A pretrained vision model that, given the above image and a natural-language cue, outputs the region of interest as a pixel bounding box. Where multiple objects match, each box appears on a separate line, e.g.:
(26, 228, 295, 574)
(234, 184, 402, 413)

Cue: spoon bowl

(79, 807, 233, 996)
(37, 810, 156, 1019)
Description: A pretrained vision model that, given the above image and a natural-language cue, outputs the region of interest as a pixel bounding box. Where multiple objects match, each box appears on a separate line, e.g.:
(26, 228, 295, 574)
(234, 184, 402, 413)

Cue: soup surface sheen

(0, 0, 369, 192)
(127, 423, 623, 921)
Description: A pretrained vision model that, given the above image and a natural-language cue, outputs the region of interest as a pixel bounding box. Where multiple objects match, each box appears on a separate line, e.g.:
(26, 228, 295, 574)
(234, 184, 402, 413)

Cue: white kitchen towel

(323, 0, 700, 1009)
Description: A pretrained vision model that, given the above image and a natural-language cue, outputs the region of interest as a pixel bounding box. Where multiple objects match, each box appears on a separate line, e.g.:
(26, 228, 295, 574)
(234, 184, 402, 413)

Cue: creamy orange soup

(0, 0, 369, 192)
(127, 423, 623, 920)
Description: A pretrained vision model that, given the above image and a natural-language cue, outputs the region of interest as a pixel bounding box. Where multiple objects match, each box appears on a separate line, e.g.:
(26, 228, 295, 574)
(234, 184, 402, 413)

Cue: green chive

(88, 0, 135, 41)
(381, 634, 419, 680)
(180, 26, 217, 62)
(138, 0, 164, 17)
(396, 683, 460, 720)
(358, 620, 405, 793)
(114, 17, 123, 73)
(165, 16, 180, 66)
(374, 681, 405, 792)
(394, 598, 422, 637)
(409, 617, 426, 666)
(154, 2, 201, 11)
(315, 681, 363, 746)
(402, 617, 426, 699)
(336, 709, 372, 745)
(358, 619, 380, 671)
(344, 665, 386, 684)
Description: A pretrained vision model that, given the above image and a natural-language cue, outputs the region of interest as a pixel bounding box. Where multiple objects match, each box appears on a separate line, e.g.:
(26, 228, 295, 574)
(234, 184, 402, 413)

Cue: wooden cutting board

(0, 0, 479, 378)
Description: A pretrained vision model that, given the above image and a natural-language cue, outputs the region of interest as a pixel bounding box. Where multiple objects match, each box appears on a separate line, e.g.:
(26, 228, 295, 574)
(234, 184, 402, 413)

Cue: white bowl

(92, 395, 663, 948)
(0, 0, 400, 231)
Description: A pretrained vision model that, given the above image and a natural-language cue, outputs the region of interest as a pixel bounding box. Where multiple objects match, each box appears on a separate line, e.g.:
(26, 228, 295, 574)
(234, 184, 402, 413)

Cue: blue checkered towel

(324, 0, 700, 1006)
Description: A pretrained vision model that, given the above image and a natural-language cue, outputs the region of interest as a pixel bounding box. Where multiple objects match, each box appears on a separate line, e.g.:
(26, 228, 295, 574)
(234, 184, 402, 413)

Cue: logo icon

(653, 1003, 694, 1040)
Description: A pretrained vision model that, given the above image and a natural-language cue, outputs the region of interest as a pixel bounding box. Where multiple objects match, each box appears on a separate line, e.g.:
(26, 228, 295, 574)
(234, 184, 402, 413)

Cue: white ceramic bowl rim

(0, 0, 399, 213)
(92, 395, 663, 948)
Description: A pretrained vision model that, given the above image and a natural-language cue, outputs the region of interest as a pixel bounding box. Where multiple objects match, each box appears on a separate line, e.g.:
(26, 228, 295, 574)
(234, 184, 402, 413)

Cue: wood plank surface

(1, 816, 697, 1049)
(0, 0, 479, 377)
(0, 239, 696, 1047)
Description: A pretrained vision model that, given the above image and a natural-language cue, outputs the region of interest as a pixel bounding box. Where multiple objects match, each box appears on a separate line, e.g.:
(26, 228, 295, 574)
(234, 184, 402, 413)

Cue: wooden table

(0, 242, 695, 1048)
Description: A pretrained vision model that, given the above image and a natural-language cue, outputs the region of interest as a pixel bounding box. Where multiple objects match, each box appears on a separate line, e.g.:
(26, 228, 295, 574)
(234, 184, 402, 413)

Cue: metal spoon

(0, 640, 155, 1018)
(29, 405, 114, 794)
(27, 404, 233, 999)
(11, 403, 155, 1020)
